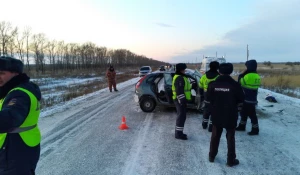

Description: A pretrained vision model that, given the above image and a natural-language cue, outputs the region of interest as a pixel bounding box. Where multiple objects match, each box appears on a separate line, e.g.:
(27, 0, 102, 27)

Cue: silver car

(139, 66, 152, 77)
(134, 69, 203, 112)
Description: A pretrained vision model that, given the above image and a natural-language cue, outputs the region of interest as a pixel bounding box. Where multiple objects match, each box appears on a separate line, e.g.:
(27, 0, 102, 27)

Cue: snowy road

(36, 78, 300, 175)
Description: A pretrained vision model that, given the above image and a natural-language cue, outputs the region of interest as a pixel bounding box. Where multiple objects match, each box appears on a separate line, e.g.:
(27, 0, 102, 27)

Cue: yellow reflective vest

(199, 74, 219, 92)
(0, 87, 41, 148)
(172, 75, 192, 100)
(240, 73, 261, 90)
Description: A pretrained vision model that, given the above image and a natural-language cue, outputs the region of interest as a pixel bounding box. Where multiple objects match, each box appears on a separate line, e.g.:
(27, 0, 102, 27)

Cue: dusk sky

(1, 0, 299, 63)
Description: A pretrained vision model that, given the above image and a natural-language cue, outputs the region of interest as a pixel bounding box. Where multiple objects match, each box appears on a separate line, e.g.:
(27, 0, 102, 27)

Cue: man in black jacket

(0, 56, 41, 175)
(206, 63, 244, 167)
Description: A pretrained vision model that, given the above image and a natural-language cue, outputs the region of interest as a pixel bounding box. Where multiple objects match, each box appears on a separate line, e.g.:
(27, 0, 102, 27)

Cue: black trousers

(202, 92, 211, 123)
(240, 103, 258, 125)
(209, 126, 236, 162)
(174, 100, 187, 131)
(203, 104, 211, 122)
(0, 169, 35, 175)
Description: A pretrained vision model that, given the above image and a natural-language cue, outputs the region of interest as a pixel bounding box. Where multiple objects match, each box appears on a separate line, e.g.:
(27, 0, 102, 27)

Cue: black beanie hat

(209, 61, 219, 71)
(176, 63, 187, 71)
(219, 63, 233, 75)
(0, 56, 23, 73)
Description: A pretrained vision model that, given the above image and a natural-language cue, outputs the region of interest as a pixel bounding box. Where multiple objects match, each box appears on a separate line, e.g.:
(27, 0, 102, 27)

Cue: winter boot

(114, 89, 118, 92)
(202, 121, 208, 129)
(175, 131, 188, 140)
(248, 127, 259, 135)
(209, 156, 215, 163)
(226, 159, 239, 167)
(235, 123, 246, 131)
(208, 123, 213, 132)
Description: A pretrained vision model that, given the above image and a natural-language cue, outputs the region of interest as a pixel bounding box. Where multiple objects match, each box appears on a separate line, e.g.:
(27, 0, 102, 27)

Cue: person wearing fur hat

(106, 65, 118, 92)
(172, 63, 191, 140)
(236, 60, 261, 135)
(206, 63, 244, 167)
(199, 61, 220, 132)
(0, 56, 41, 174)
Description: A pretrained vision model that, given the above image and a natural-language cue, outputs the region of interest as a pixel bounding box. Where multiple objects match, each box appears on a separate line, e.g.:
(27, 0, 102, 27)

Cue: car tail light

(136, 76, 147, 89)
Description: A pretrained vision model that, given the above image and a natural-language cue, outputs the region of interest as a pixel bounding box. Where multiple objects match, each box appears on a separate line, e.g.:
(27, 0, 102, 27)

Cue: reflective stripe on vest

(0, 87, 41, 148)
(241, 73, 261, 90)
(199, 74, 219, 91)
(172, 75, 192, 100)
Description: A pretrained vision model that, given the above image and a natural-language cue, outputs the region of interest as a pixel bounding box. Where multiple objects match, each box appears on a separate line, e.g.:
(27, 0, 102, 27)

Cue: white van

(200, 57, 226, 74)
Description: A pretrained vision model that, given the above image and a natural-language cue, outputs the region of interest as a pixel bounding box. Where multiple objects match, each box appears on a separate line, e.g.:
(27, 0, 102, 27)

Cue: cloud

(170, 0, 300, 63)
(155, 22, 174, 28)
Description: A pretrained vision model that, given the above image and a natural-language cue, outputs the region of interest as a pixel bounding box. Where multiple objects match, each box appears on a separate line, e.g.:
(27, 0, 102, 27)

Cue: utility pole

(247, 44, 249, 61)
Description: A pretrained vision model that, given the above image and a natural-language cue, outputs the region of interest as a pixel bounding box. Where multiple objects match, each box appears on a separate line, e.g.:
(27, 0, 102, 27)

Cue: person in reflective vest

(199, 61, 220, 132)
(172, 63, 191, 140)
(236, 59, 261, 135)
(0, 56, 41, 175)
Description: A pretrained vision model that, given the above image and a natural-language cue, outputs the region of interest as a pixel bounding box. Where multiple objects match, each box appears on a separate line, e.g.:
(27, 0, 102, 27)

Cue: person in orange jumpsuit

(106, 65, 118, 92)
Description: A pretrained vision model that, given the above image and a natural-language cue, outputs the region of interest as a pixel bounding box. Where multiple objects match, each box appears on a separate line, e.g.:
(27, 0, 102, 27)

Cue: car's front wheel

(140, 96, 156, 112)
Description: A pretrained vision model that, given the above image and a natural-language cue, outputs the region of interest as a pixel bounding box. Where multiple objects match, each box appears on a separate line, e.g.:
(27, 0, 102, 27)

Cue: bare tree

(23, 26, 31, 71)
(31, 33, 47, 73)
(16, 27, 26, 63)
(0, 21, 18, 56)
(56, 41, 65, 70)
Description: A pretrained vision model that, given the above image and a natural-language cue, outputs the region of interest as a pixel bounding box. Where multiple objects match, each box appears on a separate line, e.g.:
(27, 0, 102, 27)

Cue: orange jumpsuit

(106, 68, 117, 92)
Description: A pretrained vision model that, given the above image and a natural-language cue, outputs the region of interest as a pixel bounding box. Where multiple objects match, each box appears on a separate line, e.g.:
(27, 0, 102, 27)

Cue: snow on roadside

(40, 77, 141, 118)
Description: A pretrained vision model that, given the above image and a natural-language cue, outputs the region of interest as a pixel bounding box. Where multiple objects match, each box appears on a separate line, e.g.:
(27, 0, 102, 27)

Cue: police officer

(206, 63, 244, 167)
(199, 61, 220, 132)
(0, 56, 41, 174)
(236, 59, 261, 135)
(172, 63, 191, 140)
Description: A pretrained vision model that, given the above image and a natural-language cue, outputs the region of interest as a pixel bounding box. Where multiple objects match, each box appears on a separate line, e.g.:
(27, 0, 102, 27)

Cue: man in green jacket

(236, 59, 261, 135)
(199, 61, 220, 132)
(172, 63, 191, 140)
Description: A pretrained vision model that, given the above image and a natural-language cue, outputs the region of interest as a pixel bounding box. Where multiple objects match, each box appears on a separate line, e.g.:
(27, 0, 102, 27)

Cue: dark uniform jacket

(0, 73, 41, 173)
(238, 60, 259, 104)
(206, 75, 244, 128)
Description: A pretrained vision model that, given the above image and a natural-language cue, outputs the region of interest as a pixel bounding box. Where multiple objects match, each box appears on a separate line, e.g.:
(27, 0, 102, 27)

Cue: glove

(191, 82, 197, 90)
(237, 103, 243, 112)
(178, 98, 187, 106)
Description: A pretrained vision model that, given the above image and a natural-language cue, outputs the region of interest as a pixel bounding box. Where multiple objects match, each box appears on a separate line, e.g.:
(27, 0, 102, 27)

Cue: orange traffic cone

(119, 116, 129, 130)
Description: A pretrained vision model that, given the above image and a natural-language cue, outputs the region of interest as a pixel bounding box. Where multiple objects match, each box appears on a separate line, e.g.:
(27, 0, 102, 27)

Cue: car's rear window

(140, 67, 150, 71)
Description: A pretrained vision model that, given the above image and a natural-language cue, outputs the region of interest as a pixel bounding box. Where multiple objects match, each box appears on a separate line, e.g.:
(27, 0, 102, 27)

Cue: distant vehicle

(139, 66, 152, 77)
(134, 69, 203, 112)
(159, 65, 166, 71)
(200, 56, 226, 74)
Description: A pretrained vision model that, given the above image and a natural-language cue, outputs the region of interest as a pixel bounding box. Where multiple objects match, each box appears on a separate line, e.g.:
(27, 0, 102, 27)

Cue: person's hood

(245, 60, 257, 72)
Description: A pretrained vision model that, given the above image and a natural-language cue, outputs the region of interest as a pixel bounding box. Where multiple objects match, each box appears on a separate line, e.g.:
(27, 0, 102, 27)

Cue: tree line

(0, 21, 166, 74)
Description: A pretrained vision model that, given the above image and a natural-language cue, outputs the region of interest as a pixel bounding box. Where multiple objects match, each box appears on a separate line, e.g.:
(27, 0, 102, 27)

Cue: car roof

(148, 69, 201, 76)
